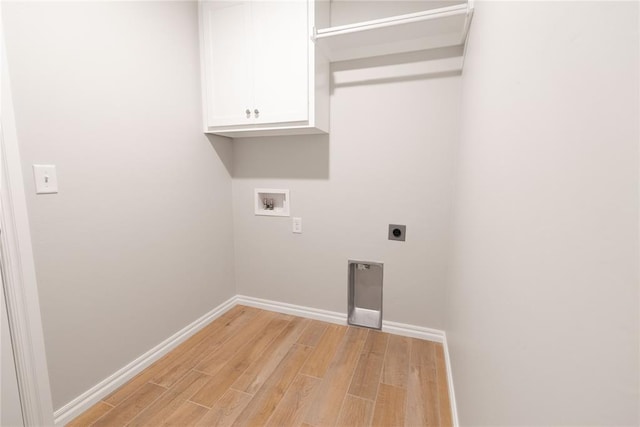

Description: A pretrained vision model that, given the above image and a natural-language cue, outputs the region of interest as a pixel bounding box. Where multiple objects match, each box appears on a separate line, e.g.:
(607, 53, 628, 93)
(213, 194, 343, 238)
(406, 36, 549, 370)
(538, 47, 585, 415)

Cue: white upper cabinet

(199, 0, 330, 138)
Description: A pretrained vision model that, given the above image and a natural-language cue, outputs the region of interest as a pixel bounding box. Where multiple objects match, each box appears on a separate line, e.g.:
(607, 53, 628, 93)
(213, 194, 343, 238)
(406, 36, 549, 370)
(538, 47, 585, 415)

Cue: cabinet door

(251, 0, 309, 125)
(202, 1, 253, 127)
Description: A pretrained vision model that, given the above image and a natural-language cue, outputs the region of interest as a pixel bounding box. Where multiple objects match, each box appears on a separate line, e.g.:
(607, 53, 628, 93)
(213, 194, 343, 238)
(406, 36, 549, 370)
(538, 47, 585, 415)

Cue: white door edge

(0, 23, 55, 427)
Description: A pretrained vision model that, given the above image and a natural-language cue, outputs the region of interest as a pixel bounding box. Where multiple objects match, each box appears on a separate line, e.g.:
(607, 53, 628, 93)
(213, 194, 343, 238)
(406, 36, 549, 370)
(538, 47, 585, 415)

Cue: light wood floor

(67, 306, 452, 427)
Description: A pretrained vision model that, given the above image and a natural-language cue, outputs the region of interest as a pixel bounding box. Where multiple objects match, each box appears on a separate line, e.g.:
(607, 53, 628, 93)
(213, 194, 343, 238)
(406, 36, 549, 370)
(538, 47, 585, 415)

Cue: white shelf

(313, 2, 474, 62)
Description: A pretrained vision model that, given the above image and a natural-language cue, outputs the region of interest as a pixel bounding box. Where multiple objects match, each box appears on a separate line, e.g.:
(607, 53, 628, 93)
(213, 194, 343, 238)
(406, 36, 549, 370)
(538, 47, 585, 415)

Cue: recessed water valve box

(255, 189, 290, 217)
(388, 224, 406, 241)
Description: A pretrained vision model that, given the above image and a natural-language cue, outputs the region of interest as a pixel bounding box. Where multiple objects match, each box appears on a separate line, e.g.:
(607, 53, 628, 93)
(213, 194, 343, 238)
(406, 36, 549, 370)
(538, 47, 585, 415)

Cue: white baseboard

(235, 295, 346, 325)
(54, 295, 458, 427)
(53, 295, 237, 426)
(235, 295, 445, 343)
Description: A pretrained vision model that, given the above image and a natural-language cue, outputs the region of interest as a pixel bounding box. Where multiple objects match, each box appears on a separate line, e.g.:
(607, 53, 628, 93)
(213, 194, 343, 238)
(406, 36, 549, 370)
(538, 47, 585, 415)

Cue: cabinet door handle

(254, 109, 260, 118)
(245, 109, 251, 118)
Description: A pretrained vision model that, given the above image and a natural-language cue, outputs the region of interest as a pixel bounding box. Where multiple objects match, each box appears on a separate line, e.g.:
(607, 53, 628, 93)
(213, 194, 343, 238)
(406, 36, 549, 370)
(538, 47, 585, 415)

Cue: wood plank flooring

(67, 306, 452, 427)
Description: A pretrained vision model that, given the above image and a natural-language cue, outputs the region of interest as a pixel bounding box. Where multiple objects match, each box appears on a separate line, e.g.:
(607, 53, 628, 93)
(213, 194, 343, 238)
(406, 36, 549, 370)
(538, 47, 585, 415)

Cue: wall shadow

(331, 46, 464, 92)
(206, 133, 234, 176)
(232, 134, 330, 180)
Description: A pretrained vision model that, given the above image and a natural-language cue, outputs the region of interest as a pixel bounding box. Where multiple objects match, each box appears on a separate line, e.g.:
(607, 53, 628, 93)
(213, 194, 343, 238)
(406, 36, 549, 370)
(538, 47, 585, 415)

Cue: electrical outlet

(292, 217, 302, 234)
(388, 224, 406, 241)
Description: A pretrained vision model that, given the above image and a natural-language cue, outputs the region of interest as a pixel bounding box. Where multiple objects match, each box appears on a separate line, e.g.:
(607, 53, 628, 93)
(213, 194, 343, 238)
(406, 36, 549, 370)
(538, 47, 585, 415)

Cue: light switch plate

(292, 217, 302, 234)
(33, 165, 58, 194)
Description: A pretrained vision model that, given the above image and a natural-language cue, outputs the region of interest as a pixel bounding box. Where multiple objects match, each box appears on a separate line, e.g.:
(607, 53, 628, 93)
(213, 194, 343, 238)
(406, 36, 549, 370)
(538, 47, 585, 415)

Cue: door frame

(0, 15, 55, 426)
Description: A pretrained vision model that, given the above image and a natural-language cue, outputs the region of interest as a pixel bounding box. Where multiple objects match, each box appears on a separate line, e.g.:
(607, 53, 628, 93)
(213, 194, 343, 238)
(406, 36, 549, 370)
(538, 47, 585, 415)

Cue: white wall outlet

(33, 165, 58, 194)
(292, 217, 302, 234)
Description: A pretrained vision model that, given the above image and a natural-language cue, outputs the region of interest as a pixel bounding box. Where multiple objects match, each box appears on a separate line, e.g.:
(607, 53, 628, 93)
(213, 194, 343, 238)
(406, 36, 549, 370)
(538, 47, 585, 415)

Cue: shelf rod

(313, 3, 469, 40)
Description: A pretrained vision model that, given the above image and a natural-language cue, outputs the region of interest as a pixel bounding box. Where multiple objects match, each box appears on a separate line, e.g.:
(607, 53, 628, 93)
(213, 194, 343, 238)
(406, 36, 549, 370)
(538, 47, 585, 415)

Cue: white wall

(447, 1, 639, 425)
(232, 1, 463, 328)
(3, 1, 235, 410)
